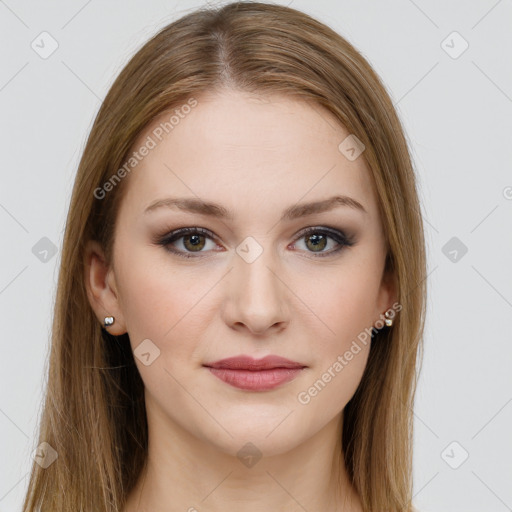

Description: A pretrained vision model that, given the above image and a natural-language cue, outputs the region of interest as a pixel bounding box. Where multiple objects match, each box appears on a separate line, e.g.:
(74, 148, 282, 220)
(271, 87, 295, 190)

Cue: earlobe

(84, 240, 127, 335)
(374, 268, 399, 330)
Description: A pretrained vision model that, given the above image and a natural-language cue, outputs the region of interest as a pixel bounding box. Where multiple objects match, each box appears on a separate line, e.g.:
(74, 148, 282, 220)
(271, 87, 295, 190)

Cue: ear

(84, 240, 127, 335)
(373, 260, 399, 328)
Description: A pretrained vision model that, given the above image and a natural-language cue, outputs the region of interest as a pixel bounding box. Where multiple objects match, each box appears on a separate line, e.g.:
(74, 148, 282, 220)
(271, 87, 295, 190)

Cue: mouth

(203, 355, 307, 391)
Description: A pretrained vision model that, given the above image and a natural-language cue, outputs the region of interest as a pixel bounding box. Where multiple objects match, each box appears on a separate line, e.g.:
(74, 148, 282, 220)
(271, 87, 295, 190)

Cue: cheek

(115, 248, 220, 367)
(296, 343, 370, 427)
(297, 267, 378, 409)
(306, 263, 381, 345)
(114, 247, 190, 344)
(297, 279, 372, 419)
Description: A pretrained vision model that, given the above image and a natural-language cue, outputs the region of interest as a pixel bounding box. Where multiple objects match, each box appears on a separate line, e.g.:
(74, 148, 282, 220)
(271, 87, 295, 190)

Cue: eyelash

(155, 226, 355, 259)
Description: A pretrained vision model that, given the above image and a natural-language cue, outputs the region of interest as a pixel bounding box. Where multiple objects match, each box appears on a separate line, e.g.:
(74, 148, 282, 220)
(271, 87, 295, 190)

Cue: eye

(290, 226, 355, 257)
(156, 227, 219, 259)
(155, 226, 355, 259)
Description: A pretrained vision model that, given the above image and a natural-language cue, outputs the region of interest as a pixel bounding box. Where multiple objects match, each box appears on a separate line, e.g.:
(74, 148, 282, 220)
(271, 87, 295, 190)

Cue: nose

(221, 247, 290, 336)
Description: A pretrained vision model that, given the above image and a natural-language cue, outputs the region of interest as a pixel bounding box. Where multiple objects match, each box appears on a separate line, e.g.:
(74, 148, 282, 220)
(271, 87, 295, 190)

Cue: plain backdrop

(1, 1, 511, 511)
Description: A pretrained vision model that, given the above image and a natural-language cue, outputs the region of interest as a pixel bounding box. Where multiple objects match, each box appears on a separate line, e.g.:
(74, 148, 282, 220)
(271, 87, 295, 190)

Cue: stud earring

(103, 316, 115, 328)
(384, 310, 394, 327)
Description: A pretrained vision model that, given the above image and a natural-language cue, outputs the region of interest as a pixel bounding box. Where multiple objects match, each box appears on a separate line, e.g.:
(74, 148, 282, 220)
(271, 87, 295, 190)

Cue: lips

(203, 355, 306, 391)
(204, 355, 306, 371)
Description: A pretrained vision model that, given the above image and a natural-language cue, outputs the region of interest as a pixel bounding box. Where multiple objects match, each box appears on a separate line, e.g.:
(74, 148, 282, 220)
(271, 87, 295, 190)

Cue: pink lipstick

(203, 355, 306, 391)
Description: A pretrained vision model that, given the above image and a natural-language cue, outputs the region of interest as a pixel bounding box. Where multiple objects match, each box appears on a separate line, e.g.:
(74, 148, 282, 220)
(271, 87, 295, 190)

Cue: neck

(123, 395, 362, 512)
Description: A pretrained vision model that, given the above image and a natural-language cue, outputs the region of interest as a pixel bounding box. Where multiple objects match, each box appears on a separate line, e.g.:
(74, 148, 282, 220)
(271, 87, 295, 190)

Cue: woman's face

(89, 88, 396, 457)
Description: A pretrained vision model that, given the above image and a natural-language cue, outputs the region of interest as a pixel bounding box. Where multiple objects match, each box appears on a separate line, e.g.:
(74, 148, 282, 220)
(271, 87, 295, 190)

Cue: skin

(85, 88, 397, 512)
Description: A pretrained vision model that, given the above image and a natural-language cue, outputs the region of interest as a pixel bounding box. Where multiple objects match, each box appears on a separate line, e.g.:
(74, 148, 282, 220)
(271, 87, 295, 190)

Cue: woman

(22, 2, 427, 511)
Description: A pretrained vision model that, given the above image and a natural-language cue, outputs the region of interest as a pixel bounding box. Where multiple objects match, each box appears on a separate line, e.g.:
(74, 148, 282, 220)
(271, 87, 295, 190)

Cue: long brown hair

(22, 2, 427, 510)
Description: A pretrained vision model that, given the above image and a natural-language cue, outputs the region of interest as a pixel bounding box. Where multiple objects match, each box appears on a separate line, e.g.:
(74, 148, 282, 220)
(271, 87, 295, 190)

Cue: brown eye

(157, 226, 355, 260)
(157, 227, 218, 259)
(304, 233, 328, 252)
(182, 234, 206, 252)
(292, 227, 355, 257)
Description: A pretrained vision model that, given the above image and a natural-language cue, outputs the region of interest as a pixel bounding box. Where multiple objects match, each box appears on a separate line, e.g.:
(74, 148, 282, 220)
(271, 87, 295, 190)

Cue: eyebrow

(144, 195, 367, 221)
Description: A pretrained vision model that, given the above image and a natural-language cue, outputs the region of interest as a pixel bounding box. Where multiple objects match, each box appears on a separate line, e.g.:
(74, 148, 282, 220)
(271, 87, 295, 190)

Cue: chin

(198, 419, 308, 459)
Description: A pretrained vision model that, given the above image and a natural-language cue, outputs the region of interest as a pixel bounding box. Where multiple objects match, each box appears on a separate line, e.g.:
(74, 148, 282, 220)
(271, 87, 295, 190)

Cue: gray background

(1, 1, 511, 510)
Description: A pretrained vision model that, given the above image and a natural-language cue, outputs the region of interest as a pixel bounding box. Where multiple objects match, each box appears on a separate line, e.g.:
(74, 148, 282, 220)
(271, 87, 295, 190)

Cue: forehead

(119, 89, 380, 224)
